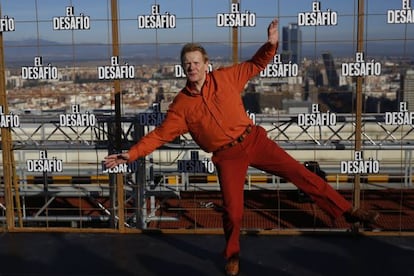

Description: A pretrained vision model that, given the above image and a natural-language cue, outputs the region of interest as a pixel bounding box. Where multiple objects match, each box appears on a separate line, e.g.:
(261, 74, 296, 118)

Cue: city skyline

(1, 0, 413, 114)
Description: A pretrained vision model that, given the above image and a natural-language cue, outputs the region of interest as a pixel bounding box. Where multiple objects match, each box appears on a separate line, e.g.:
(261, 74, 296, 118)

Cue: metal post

(134, 122, 145, 229)
(232, 0, 239, 64)
(110, 0, 125, 231)
(354, 0, 365, 210)
(405, 150, 413, 187)
(0, 5, 23, 230)
(0, 6, 14, 230)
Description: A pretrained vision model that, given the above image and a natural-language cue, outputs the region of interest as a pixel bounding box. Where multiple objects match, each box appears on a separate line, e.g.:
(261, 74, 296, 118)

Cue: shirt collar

(183, 73, 210, 96)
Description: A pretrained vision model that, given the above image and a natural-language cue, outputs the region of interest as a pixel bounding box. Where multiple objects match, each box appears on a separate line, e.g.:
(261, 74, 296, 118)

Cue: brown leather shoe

(225, 254, 239, 276)
(344, 208, 379, 224)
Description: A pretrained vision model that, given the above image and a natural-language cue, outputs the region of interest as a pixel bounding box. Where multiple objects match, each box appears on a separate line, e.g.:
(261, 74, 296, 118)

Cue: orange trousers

(211, 126, 352, 259)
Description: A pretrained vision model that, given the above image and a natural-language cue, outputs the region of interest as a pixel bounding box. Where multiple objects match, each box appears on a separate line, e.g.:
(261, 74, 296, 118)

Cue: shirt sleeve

(127, 102, 188, 162)
(249, 41, 278, 69)
(232, 42, 278, 92)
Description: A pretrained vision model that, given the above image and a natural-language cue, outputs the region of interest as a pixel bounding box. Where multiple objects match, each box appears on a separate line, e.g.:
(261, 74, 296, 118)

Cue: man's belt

(215, 125, 252, 152)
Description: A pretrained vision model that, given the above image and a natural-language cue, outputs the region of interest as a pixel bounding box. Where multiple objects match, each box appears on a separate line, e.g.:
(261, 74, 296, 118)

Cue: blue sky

(0, 0, 409, 41)
(0, 0, 412, 59)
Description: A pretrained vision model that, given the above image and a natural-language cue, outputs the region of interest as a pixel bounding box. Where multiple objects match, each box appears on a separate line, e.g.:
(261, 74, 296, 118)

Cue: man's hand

(267, 18, 279, 46)
(104, 153, 129, 169)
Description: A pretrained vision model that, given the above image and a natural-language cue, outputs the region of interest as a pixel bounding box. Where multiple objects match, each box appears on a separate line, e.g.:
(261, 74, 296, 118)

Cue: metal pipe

(0, 5, 22, 229)
(0, 216, 111, 222)
(232, 0, 239, 64)
(354, 0, 365, 210)
(110, 0, 125, 231)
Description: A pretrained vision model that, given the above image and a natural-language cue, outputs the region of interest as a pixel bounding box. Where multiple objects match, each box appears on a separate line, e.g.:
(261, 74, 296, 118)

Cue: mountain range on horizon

(3, 38, 414, 67)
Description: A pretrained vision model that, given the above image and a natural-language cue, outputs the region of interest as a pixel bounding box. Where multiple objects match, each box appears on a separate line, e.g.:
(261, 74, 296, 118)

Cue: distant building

(322, 52, 339, 88)
(282, 23, 301, 64)
(7, 75, 24, 88)
(403, 69, 414, 111)
(282, 99, 312, 114)
(243, 91, 287, 114)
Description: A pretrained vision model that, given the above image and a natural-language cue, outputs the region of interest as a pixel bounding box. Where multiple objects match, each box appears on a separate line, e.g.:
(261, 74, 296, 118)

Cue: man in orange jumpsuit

(105, 18, 379, 276)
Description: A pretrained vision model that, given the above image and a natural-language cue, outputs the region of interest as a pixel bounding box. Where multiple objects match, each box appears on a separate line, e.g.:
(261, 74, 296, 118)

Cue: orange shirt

(128, 42, 277, 162)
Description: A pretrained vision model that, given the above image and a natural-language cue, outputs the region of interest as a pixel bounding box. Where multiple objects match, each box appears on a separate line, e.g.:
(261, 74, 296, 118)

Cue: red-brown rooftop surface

(4, 188, 414, 232)
(147, 189, 414, 232)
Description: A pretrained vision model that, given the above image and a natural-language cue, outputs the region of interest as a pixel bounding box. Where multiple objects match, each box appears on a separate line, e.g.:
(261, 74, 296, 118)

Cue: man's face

(182, 51, 208, 84)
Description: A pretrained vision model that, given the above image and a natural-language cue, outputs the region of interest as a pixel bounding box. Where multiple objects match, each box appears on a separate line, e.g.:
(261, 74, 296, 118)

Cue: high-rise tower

(322, 52, 339, 88)
(282, 23, 301, 64)
(403, 69, 414, 111)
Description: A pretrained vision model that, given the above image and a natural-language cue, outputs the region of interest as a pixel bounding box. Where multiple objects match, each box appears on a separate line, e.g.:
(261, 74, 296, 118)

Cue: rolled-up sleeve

(127, 104, 188, 162)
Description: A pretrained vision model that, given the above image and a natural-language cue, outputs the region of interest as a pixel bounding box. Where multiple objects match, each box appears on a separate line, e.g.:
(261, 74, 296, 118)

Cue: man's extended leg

(248, 126, 378, 220)
(213, 148, 249, 259)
